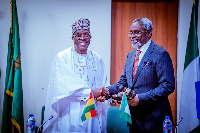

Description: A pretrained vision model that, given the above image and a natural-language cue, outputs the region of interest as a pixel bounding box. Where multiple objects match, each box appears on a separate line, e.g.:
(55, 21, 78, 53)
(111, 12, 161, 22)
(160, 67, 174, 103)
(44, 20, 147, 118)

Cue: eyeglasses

(128, 30, 146, 36)
(75, 33, 90, 38)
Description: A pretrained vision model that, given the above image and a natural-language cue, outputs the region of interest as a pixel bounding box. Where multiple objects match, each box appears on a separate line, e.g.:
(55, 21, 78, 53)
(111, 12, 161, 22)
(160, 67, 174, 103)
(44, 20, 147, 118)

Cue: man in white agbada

(43, 18, 110, 133)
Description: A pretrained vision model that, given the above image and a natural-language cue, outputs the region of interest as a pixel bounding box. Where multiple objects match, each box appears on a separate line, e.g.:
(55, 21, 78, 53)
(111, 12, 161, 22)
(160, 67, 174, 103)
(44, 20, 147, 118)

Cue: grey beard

(132, 42, 142, 48)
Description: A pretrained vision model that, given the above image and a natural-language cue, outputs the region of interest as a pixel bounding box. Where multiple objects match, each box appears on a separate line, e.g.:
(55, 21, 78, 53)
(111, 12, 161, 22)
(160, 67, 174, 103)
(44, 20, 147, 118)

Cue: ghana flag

(81, 92, 97, 122)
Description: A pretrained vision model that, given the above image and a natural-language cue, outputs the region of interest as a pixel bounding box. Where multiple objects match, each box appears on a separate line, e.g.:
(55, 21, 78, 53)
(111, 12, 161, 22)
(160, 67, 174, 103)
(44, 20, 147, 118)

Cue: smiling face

(72, 29, 91, 54)
(129, 21, 152, 49)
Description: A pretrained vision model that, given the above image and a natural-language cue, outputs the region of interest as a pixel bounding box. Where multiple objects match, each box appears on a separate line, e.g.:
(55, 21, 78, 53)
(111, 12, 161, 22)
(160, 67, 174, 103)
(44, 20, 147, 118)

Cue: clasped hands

(91, 87, 109, 102)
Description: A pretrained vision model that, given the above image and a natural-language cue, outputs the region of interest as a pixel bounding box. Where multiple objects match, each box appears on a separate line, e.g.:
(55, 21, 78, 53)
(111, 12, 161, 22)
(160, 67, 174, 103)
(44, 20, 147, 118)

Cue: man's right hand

(96, 96, 107, 102)
(91, 87, 109, 101)
(100, 87, 109, 99)
(91, 88, 102, 98)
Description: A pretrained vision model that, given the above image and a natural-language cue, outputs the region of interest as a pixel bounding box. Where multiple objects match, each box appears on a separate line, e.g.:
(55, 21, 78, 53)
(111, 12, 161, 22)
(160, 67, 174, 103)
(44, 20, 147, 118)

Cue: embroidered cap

(72, 18, 90, 37)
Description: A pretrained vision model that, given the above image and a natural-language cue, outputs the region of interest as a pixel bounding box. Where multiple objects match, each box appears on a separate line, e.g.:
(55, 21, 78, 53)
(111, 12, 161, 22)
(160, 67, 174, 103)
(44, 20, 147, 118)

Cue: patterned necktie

(133, 50, 141, 80)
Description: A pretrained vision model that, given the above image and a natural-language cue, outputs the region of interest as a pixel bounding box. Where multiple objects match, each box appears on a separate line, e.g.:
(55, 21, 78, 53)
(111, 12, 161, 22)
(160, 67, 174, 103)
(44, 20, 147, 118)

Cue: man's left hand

(128, 94, 139, 106)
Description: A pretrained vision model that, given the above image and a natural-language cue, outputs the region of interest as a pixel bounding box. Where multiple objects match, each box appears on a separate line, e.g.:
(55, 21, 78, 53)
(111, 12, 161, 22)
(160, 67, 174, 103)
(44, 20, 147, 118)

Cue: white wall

(0, 0, 111, 130)
(177, 0, 200, 122)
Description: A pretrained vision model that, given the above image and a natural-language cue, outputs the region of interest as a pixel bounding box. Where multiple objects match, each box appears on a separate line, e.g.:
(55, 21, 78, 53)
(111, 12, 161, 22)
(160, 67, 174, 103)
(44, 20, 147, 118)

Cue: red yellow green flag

(81, 92, 97, 122)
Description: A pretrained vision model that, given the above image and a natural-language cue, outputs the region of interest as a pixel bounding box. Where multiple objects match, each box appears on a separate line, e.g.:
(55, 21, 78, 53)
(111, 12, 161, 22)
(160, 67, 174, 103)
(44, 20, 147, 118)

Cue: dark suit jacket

(108, 41, 175, 131)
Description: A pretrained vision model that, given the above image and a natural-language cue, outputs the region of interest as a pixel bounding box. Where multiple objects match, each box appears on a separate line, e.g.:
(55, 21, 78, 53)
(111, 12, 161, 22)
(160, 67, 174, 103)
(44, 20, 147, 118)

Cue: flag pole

(96, 114, 102, 133)
(92, 92, 102, 133)
(115, 92, 124, 133)
(115, 109, 120, 133)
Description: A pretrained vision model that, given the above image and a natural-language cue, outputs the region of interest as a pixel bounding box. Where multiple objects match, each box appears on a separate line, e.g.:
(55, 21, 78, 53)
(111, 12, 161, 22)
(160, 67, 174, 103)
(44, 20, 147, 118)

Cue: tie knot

(136, 50, 141, 56)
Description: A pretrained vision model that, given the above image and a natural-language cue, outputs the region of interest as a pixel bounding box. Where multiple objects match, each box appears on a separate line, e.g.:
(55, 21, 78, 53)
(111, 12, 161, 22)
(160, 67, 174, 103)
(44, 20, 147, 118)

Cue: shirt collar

(137, 39, 151, 53)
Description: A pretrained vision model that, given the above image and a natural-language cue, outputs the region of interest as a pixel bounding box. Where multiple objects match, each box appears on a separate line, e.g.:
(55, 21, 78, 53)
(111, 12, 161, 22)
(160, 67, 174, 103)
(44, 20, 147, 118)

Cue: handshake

(91, 87, 110, 102)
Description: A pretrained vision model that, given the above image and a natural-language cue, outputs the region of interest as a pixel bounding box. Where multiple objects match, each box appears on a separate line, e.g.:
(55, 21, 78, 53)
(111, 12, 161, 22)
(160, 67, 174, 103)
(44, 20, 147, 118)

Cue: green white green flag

(179, 0, 200, 132)
(1, 0, 24, 132)
(119, 92, 132, 124)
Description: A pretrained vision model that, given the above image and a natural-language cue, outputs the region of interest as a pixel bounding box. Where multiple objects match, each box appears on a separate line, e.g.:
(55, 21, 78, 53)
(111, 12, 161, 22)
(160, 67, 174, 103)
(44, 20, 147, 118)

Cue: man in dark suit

(105, 18, 175, 132)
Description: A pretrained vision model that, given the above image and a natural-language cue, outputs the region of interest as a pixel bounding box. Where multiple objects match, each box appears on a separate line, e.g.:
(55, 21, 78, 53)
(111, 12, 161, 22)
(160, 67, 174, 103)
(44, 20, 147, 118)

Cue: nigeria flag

(119, 92, 132, 124)
(179, 0, 200, 132)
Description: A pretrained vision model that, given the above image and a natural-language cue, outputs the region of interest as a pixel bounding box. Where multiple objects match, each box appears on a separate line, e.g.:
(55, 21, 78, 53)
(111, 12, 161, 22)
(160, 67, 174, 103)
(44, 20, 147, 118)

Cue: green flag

(119, 92, 132, 124)
(1, 0, 24, 133)
(179, 0, 200, 132)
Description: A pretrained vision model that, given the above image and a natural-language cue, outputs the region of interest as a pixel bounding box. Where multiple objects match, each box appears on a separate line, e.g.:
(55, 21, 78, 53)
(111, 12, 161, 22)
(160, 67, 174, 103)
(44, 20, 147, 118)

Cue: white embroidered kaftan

(43, 47, 109, 133)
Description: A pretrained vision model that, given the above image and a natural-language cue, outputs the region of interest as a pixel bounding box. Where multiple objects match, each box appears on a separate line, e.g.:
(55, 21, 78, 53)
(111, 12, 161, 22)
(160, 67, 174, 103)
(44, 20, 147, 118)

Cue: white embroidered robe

(43, 47, 109, 133)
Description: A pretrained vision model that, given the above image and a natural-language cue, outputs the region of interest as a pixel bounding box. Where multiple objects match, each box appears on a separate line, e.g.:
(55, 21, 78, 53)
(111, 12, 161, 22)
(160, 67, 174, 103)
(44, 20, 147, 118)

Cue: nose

(128, 33, 135, 38)
(79, 34, 85, 40)
(129, 35, 135, 40)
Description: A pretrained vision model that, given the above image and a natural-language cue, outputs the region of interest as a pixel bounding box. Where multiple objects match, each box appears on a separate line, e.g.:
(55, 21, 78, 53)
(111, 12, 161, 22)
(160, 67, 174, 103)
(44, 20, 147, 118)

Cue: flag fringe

(11, 118, 21, 133)
(6, 90, 13, 97)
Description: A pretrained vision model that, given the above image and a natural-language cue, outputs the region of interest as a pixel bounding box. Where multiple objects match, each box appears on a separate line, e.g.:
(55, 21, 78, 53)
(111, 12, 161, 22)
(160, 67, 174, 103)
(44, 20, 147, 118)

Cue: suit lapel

(131, 42, 155, 88)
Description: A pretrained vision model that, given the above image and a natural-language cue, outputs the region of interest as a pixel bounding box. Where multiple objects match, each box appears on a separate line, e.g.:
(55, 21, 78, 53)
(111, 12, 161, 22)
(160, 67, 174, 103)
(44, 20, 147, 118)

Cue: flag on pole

(1, 0, 24, 133)
(179, 0, 200, 132)
(81, 92, 97, 122)
(119, 92, 132, 124)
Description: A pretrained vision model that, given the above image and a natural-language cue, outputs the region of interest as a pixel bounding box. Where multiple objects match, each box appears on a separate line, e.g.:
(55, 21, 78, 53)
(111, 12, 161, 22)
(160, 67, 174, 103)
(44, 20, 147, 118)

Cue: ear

(146, 30, 152, 38)
(72, 36, 75, 42)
